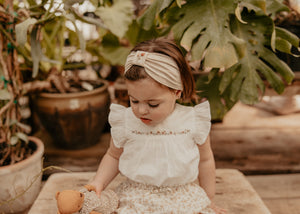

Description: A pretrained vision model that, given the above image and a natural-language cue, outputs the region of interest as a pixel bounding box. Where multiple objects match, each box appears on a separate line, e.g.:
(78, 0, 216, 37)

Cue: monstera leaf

(171, 0, 244, 69)
(196, 69, 236, 121)
(137, 0, 174, 31)
(219, 10, 295, 105)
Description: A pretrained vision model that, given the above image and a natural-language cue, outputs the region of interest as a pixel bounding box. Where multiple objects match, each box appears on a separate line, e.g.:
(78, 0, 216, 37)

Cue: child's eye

(131, 100, 139, 104)
(149, 103, 159, 108)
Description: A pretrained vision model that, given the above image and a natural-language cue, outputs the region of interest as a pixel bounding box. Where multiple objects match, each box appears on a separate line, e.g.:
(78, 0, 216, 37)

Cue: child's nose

(139, 104, 149, 115)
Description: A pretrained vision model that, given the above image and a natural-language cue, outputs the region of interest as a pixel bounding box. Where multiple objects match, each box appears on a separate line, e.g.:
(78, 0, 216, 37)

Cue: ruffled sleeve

(193, 101, 211, 145)
(108, 103, 127, 148)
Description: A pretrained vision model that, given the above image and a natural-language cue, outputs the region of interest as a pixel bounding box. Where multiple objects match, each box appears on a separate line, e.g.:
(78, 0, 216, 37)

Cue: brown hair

(124, 38, 195, 100)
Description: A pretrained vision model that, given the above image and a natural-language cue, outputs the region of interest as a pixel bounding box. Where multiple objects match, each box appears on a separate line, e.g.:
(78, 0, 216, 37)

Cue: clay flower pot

(0, 136, 44, 213)
(33, 80, 110, 149)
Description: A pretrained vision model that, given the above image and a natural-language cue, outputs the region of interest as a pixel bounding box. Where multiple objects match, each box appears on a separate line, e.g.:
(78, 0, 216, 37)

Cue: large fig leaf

(171, 0, 244, 69)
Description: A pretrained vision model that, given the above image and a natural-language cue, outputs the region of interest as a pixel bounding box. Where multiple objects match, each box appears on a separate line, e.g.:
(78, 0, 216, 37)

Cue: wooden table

(29, 169, 271, 214)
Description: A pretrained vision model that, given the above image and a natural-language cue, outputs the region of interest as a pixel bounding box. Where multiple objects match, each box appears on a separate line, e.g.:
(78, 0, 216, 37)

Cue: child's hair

(124, 38, 195, 100)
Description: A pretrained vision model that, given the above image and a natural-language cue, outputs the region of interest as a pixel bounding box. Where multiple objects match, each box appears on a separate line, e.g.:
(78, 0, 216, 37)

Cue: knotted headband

(124, 51, 183, 90)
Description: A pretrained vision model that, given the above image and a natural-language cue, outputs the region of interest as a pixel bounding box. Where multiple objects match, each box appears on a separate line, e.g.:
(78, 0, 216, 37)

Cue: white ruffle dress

(109, 101, 215, 214)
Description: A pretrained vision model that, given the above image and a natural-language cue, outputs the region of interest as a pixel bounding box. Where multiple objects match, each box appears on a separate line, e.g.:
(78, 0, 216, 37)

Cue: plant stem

(0, 25, 32, 65)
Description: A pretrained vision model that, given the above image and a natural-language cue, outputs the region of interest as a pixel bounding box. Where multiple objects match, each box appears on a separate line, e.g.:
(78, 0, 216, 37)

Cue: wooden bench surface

(247, 173, 300, 214)
(29, 169, 271, 214)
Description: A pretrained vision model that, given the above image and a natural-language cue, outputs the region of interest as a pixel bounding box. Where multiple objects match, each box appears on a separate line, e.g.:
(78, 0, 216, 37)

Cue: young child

(89, 38, 226, 214)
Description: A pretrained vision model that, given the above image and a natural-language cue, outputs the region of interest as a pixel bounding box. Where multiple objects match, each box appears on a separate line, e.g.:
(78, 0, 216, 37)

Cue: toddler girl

(90, 38, 225, 214)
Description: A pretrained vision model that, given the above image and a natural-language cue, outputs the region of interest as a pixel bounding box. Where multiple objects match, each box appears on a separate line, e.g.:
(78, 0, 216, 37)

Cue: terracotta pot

(0, 136, 44, 213)
(33, 80, 110, 149)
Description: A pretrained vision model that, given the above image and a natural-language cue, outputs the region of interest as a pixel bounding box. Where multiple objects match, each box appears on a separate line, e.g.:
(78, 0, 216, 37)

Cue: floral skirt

(115, 179, 215, 214)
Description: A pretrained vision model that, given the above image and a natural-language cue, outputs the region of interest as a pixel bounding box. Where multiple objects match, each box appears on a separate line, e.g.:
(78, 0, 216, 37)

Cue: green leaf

(125, 20, 162, 45)
(10, 133, 28, 146)
(239, 0, 266, 14)
(138, 0, 173, 31)
(10, 136, 19, 146)
(260, 48, 295, 84)
(95, 0, 134, 38)
(30, 28, 60, 78)
(238, 60, 265, 103)
(196, 71, 236, 121)
(219, 63, 241, 94)
(16, 122, 32, 134)
(276, 37, 293, 54)
(235, 4, 247, 24)
(226, 10, 294, 103)
(266, 0, 289, 18)
(218, 8, 297, 105)
(256, 58, 285, 93)
(15, 18, 37, 46)
(276, 27, 299, 49)
(16, 132, 29, 143)
(65, 13, 86, 51)
(171, 0, 243, 69)
(99, 45, 131, 65)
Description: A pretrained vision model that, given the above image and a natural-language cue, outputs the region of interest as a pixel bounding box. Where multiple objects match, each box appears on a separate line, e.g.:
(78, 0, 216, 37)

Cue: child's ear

(175, 90, 182, 99)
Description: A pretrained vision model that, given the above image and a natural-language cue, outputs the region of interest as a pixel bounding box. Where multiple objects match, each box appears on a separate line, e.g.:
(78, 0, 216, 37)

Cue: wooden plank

(213, 102, 300, 129)
(210, 102, 300, 174)
(247, 174, 300, 214)
(210, 128, 300, 174)
(29, 169, 271, 214)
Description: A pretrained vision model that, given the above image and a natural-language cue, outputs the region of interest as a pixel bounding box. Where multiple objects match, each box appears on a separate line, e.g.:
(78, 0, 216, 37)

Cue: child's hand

(87, 181, 104, 197)
(210, 202, 227, 214)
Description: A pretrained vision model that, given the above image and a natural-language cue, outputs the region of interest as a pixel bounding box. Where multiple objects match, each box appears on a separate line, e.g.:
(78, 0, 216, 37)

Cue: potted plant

(0, 1, 44, 213)
(8, 0, 136, 149)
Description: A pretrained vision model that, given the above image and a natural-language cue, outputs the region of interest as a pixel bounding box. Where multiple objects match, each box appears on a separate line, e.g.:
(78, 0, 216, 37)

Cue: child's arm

(89, 138, 123, 197)
(197, 135, 216, 200)
(198, 136, 227, 214)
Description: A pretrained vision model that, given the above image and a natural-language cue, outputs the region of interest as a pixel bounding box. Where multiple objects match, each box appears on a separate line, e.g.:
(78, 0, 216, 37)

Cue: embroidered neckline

(131, 129, 190, 136)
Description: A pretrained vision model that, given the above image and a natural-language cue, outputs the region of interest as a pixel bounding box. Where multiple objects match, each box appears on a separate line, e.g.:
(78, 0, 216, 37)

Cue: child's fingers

(86, 182, 103, 197)
(210, 203, 227, 214)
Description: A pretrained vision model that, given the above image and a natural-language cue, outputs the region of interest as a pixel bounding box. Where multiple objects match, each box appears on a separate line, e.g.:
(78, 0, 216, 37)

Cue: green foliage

(3, 0, 300, 121)
(171, 0, 244, 68)
(135, 0, 299, 120)
(196, 69, 236, 121)
(162, 0, 298, 120)
(137, 0, 173, 31)
(98, 33, 131, 65)
(220, 9, 294, 105)
(95, 0, 134, 38)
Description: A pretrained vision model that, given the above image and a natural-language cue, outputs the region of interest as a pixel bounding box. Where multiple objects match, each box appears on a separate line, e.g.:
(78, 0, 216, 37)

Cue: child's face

(126, 77, 181, 126)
